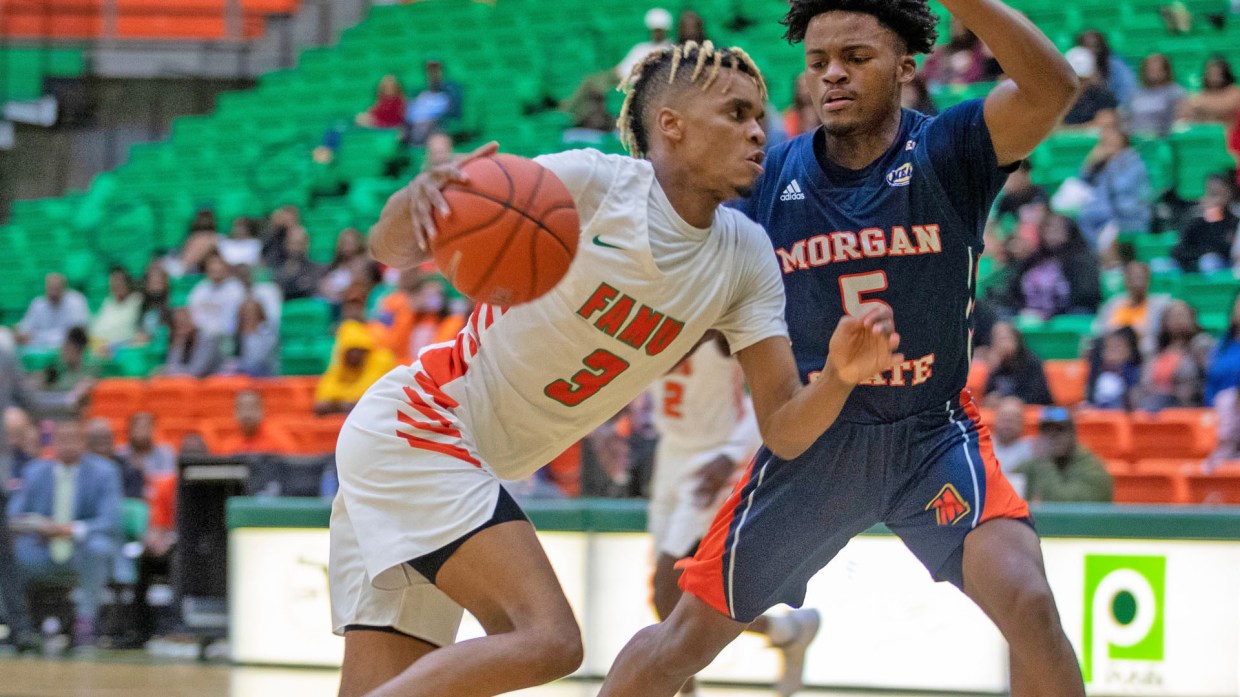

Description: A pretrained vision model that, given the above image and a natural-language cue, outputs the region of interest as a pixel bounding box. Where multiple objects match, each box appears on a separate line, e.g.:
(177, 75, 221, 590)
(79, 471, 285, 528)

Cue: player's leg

(747, 608, 821, 697)
(339, 629, 438, 697)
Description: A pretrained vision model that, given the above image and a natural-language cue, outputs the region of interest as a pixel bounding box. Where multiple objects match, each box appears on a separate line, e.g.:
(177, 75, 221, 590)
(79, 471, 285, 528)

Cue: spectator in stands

(1129, 53, 1187, 136)
(271, 226, 323, 301)
(84, 417, 140, 499)
(314, 320, 397, 416)
(1062, 46, 1119, 128)
(901, 75, 938, 115)
(676, 9, 706, 43)
(218, 217, 262, 268)
(135, 263, 172, 345)
(233, 264, 282, 329)
(783, 72, 819, 138)
(228, 299, 279, 378)
(616, 9, 674, 81)
(174, 215, 222, 278)
(116, 413, 176, 483)
(163, 307, 223, 378)
(356, 74, 406, 129)
(992, 396, 1035, 473)
(580, 414, 637, 498)
(921, 20, 995, 86)
(319, 228, 369, 306)
(1077, 122, 1152, 248)
(420, 132, 456, 173)
(189, 209, 216, 234)
(89, 267, 142, 353)
(188, 253, 245, 338)
(1206, 294, 1240, 408)
(405, 57, 463, 145)
(17, 273, 90, 352)
(261, 205, 302, 269)
(1096, 261, 1170, 356)
(38, 327, 97, 412)
(8, 418, 122, 647)
(1015, 407, 1114, 502)
(1008, 213, 1101, 319)
(217, 391, 296, 455)
(984, 322, 1055, 406)
(1172, 173, 1239, 271)
(1179, 56, 1240, 126)
(4, 407, 39, 482)
(1142, 300, 1213, 409)
(374, 272, 466, 363)
(1075, 31, 1137, 107)
(178, 432, 208, 458)
(1086, 327, 1142, 410)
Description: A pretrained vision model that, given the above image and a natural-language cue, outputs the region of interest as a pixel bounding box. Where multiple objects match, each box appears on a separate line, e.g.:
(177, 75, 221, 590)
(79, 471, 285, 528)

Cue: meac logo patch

(886, 162, 913, 187)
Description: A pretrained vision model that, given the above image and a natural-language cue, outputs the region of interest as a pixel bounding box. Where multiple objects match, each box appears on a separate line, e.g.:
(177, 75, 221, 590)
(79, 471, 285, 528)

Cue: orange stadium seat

(1112, 472, 1188, 504)
(87, 378, 146, 420)
(1132, 459, 1204, 476)
(155, 417, 213, 452)
(1104, 460, 1133, 476)
(198, 375, 254, 420)
(1044, 359, 1087, 406)
(257, 378, 313, 416)
(1186, 472, 1240, 504)
(144, 376, 201, 419)
(1130, 410, 1216, 460)
(1074, 411, 1133, 460)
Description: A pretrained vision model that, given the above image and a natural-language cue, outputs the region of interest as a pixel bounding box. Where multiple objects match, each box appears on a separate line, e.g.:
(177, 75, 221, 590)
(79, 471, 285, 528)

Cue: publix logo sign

(1082, 554, 1166, 685)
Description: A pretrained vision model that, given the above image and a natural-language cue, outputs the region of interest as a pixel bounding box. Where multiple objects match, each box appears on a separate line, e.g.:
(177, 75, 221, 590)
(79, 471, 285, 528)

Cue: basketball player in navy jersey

(599, 0, 1084, 695)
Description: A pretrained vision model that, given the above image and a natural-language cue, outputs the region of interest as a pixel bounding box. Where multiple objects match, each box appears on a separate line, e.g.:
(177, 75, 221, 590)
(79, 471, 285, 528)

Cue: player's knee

(1004, 580, 1062, 641)
(525, 621, 584, 680)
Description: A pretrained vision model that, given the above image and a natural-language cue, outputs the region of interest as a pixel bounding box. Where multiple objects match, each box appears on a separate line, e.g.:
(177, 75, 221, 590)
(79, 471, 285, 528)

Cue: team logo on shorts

(886, 162, 913, 187)
(925, 483, 971, 526)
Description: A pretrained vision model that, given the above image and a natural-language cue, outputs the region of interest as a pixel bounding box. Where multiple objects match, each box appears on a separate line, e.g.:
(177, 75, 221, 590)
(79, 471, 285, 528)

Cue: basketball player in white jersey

(331, 41, 903, 697)
(649, 336, 821, 697)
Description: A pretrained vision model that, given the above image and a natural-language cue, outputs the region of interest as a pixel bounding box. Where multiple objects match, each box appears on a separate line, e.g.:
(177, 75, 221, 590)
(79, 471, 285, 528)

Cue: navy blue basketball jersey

(734, 100, 1011, 424)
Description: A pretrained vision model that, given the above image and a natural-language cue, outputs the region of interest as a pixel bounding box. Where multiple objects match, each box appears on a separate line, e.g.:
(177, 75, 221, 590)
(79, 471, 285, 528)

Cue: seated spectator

(1142, 300, 1214, 409)
(1207, 294, 1240, 407)
(991, 396, 1035, 473)
(1015, 407, 1114, 502)
(89, 267, 142, 353)
(984, 322, 1055, 406)
(189, 209, 216, 233)
(1086, 327, 1142, 410)
(355, 74, 406, 129)
(314, 321, 397, 416)
(1077, 123, 1152, 247)
(217, 391, 296, 455)
(38, 327, 98, 412)
(4, 407, 39, 482)
(188, 253, 245, 338)
(1062, 47, 1119, 128)
(922, 20, 995, 86)
(374, 272, 467, 363)
(616, 8, 673, 81)
(116, 413, 177, 482)
(135, 263, 172, 345)
(1095, 261, 1169, 355)
(171, 218, 222, 278)
(233, 264, 282, 329)
(783, 72, 819, 138)
(1172, 173, 1239, 271)
(8, 419, 122, 647)
(901, 75, 938, 115)
(163, 307, 223, 378)
(406, 57, 463, 145)
(319, 229, 369, 306)
(1076, 31, 1138, 107)
(676, 8, 706, 43)
(1007, 214, 1101, 319)
(17, 273, 90, 351)
(1179, 56, 1240, 126)
(84, 417, 140, 498)
(228, 299, 279, 378)
(1129, 53, 1187, 136)
(261, 205, 302, 269)
(273, 226, 324, 301)
(218, 217, 262, 268)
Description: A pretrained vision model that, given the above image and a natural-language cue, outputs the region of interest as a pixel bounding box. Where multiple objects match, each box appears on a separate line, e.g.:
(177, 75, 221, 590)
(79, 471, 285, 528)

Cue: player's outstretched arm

(367, 141, 499, 268)
(736, 307, 903, 460)
(942, 0, 1079, 166)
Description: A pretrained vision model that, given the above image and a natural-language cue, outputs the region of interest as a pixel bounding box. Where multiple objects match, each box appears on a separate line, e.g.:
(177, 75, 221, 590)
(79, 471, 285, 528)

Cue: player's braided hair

(617, 40, 768, 159)
(782, 0, 939, 54)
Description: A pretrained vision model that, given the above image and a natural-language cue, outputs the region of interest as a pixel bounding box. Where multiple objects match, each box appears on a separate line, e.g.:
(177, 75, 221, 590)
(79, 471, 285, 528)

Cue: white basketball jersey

(401, 149, 787, 480)
(650, 339, 760, 467)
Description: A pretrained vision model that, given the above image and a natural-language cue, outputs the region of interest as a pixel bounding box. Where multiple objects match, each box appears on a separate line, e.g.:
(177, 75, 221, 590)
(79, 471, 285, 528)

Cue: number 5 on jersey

(545, 349, 630, 406)
(839, 271, 890, 316)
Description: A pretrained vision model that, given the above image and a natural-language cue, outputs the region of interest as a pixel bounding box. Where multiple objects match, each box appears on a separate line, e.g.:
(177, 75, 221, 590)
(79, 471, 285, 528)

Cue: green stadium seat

(1132, 233, 1179, 263)
(1180, 274, 1240, 315)
(1169, 124, 1235, 200)
(281, 298, 333, 340)
(1022, 327, 1086, 360)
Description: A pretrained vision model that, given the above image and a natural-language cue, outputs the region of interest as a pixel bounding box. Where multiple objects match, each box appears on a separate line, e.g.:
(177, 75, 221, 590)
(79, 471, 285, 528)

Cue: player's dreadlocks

(617, 40, 768, 159)
(782, 0, 939, 54)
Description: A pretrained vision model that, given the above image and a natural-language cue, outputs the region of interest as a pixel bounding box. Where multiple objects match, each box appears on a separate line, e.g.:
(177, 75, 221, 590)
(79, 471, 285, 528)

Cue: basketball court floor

(0, 654, 945, 697)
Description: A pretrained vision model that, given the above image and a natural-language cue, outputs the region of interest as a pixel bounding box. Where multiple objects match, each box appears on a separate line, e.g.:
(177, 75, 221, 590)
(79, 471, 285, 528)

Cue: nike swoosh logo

(592, 235, 621, 249)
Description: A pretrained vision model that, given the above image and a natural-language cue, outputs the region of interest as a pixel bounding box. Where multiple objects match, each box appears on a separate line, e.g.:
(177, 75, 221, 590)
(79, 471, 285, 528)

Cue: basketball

(430, 154, 580, 307)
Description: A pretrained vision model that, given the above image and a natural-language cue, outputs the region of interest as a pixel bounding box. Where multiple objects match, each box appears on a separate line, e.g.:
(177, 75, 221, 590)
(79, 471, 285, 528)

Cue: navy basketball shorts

(678, 391, 1030, 623)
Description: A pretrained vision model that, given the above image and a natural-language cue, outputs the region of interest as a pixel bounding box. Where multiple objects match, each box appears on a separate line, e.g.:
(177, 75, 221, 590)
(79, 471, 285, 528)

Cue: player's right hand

(825, 306, 904, 385)
(378, 141, 499, 254)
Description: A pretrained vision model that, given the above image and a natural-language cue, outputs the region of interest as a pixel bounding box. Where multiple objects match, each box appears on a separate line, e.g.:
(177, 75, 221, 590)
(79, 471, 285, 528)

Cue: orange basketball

(430, 154, 580, 307)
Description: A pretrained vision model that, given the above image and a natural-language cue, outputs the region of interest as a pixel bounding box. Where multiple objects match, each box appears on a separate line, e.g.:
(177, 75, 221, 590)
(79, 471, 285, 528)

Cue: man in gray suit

(8, 419, 122, 647)
(0, 328, 37, 650)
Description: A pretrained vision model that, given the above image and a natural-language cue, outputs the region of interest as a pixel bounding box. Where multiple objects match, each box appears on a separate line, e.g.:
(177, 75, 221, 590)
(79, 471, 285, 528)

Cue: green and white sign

(1083, 554, 1166, 684)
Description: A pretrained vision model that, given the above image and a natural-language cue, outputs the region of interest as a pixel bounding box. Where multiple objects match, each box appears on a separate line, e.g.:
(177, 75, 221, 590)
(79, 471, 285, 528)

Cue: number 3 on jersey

(839, 271, 890, 316)
(545, 349, 630, 407)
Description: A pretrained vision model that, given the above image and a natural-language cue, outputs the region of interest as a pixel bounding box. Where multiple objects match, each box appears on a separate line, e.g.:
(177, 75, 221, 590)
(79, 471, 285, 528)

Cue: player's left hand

(825, 306, 904, 385)
(692, 455, 737, 509)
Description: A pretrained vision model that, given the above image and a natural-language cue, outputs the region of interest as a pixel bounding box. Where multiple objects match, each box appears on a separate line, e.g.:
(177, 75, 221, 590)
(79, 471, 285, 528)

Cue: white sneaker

(772, 608, 821, 697)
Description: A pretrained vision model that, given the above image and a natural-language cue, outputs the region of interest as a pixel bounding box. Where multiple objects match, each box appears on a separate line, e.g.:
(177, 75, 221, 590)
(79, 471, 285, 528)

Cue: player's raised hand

(825, 306, 903, 385)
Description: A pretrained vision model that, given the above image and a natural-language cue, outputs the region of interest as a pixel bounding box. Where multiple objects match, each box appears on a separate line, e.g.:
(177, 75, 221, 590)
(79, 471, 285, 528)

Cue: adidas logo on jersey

(886, 162, 913, 187)
(780, 179, 806, 201)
